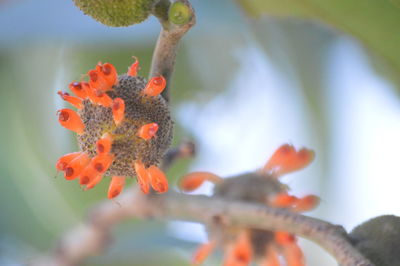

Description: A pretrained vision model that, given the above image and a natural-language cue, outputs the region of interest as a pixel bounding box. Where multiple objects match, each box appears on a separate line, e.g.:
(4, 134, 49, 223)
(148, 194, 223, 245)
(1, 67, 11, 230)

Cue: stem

(149, 193, 373, 266)
(149, 0, 196, 103)
(33, 190, 373, 266)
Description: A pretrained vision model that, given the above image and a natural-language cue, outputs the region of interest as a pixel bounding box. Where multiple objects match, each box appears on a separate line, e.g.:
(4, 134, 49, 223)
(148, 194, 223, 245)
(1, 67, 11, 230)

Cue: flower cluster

(180, 144, 319, 266)
(56, 58, 173, 199)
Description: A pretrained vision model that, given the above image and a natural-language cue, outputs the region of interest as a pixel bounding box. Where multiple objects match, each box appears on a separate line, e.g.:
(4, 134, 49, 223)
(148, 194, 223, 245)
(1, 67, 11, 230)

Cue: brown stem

(149, 193, 374, 266)
(33, 190, 373, 266)
(149, 0, 196, 103)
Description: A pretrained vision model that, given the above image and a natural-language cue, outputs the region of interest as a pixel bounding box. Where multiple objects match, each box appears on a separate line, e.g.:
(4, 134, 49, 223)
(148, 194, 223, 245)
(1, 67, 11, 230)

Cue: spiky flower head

(179, 144, 319, 265)
(56, 58, 173, 199)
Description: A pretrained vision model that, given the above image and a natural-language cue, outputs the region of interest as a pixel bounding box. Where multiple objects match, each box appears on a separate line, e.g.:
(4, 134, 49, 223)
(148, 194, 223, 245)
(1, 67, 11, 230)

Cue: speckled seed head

(213, 172, 287, 203)
(72, 0, 158, 27)
(211, 172, 287, 257)
(77, 74, 173, 177)
(181, 145, 318, 264)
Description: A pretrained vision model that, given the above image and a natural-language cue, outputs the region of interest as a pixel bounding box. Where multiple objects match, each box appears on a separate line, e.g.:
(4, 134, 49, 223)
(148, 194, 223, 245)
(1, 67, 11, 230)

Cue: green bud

(72, 0, 158, 27)
(349, 215, 400, 266)
(168, 2, 191, 25)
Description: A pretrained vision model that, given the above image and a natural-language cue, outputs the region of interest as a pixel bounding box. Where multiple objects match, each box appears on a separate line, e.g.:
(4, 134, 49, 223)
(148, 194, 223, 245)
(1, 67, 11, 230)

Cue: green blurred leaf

(237, 0, 400, 86)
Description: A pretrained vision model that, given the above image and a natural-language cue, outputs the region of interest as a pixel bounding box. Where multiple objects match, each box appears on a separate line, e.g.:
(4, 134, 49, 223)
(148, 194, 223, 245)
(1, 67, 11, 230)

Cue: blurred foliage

(237, 0, 400, 89)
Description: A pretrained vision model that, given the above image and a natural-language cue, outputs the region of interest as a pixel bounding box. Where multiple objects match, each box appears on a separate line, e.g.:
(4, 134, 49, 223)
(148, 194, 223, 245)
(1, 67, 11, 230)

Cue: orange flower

(56, 58, 173, 198)
(180, 144, 319, 266)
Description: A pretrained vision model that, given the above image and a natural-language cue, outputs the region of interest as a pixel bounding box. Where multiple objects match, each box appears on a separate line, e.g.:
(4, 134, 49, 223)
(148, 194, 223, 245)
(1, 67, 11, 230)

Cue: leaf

(237, 0, 400, 86)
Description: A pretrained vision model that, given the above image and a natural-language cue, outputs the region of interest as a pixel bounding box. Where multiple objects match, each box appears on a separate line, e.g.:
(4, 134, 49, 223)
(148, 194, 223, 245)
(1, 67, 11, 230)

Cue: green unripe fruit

(72, 0, 158, 27)
(168, 2, 191, 25)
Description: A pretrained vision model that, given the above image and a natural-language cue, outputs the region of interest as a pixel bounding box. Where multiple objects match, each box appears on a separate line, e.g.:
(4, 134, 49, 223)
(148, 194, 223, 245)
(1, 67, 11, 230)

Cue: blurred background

(1, 0, 400, 265)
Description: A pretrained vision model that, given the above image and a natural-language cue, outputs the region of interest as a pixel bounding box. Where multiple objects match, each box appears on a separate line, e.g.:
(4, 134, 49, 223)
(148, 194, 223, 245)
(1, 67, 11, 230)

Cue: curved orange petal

(56, 152, 82, 171)
(84, 81, 113, 107)
(137, 123, 158, 140)
(112, 98, 125, 125)
(179, 172, 221, 192)
(69, 81, 87, 99)
(127, 56, 139, 76)
(96, 133, 113, 154)
(107, 176, 125, 199)
(64, 153, 90, 180)
(192, 240, 216, 265)
(279, 148, 315, 176)
(91, 153, 114, 173)
(232, 230, 253, 265)
(292, 195, 320, 212)
(147, 165, 168, 193)
(85, 174, 103, 190)
(133, 160, 150, 194)
(142, 76, 166, 96)
(263, 144, 296, 174)
(88, 68, 113, 92)
(79, 164, 99, 185)
(57, 108, 85, 134)
(275, 231, 296, 245)
(263, 145, 315, 176)
(97, 63, 118, 88)
(260, 246, 280, 266)
(282, 242, 305, 266)
(270, 193, 298, 208)
(57, 91, 83, 109)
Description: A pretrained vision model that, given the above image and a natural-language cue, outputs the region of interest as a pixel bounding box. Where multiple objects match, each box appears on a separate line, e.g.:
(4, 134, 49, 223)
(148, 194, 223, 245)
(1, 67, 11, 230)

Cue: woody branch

(34, 186, 372, 266)
(150, 0, 196, 103)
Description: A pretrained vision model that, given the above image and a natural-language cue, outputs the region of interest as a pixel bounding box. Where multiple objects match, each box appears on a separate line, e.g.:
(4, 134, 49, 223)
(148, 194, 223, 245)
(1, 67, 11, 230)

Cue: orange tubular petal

(112, 98, 125, 126)
(108, 176, 125, 199)
(192, 240, 216, 265)
(56, 152, 82, 171)
(79, 164, 99, 185)
(137, 123, 159, 140)
(270, 193, 298, 208)
(58, 108, 85, 134)
(85, 174, 103, 190)
(64, 153, 90, 180)
(261, 247, 281, 266)
(133, 161, 150, 194)
(127, 56, 140, 76)
(96, 133, 113, 154)
(84, 82, 113, 107)
(91, 154, 114, 173)
(97, 63, 118, 88)
(263, 145, 315, 176)
(142, 76, 166, 96)
(147, 165, 168, 193)
(179, 172, 222, 192)
(69, 81, 87, 99)
(275, 231, 296, 246)
(263, 144, 296, 174)
(282, 242, 305, 266)
(232, 230, 253, 265)
(88, 68, 111, 92)
(57, 91, 83, 109)
(280, 148, 315, 175)
(292, 195, 320, 212)
(223, 245, 245, 266)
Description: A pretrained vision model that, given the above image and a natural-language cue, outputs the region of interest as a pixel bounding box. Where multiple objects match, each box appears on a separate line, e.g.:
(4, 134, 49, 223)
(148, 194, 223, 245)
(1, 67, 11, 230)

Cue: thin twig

(149, 0, 196, 103)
